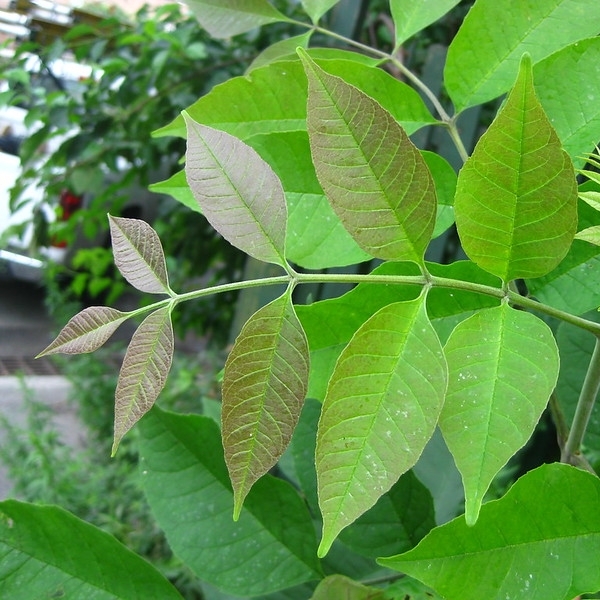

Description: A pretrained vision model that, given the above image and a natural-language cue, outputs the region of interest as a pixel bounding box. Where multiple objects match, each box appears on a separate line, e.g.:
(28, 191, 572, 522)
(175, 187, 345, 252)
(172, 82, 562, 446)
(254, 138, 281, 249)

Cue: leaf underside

(222, 292, 310, 519)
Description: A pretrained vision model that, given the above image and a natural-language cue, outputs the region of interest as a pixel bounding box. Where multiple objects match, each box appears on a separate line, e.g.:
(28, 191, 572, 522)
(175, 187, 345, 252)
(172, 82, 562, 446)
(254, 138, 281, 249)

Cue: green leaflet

(380, 463, 600, 600)
(316, 293, 447, 556)
(149, 170, 200, 215)
(439, 304, 560, 524)
(248, 31, 313, 72)
(222, 291, 309, 519)
(445, 0, 600, 111)
(454, 54, 577, 283)
(138, 409, 321, 597)
(301, 0, 339, 23)
(0, 501, 183, 600)
(310, 575, 383, 600)
(301, 51, 437, 265)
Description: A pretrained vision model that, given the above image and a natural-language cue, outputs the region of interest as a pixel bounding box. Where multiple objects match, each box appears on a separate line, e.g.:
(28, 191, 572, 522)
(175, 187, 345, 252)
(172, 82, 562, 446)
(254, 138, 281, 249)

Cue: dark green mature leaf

(390, 0, 461, 47)
(222, 291, 309, 519)
(454, 55, 577, 282)
(113, 306, 174, 456)
(156, 54, 435, 141)
(186, 0, 290, 38)
(37, 306, 127, 356)
(526, 197, 600, 315)
(535, 38, 600, 167)
(109, 215, 172, 295)
(316, 294, 447, 556)
(439, 304, 559, 525)
(184, 115, 287, 267)
(301, 51, 437, 264)
(0, 501, 183, 600)
(445, 0, 600, 111)
(380, 464, 600, 600)
(310, 575, 383, 600)
(138, 409, 321, 597)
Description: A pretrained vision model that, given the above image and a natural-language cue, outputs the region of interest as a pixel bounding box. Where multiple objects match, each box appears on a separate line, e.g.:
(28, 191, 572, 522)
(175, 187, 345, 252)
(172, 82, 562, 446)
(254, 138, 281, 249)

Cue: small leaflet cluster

(39, 50, 575, 569)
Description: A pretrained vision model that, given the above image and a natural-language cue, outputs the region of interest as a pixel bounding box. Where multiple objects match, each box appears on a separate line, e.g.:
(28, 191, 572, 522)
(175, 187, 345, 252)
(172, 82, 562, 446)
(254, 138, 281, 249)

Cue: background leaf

(185, 116, 287, 267)
(185, 0, 290, 38)
(439, 304, 560, 524)
(316, 295, 447, 556)
(138, 408, 321, 597)
(454, 55, 577, 282)
(109, 215, 172, 295)
(301, 52, 437, 264)
(310, 575, 383, 600)
(390, 0, 462, 47)
(301, 0, 339, 23)
(534, 38, 600, 167)
(113, 306, 174, 455)
(380, 464, 600, 600)
(37, 306, 127, 356)
(0, 501, 183, 600)
(445, 0, 600, 111)
(222, 291, 309, 518)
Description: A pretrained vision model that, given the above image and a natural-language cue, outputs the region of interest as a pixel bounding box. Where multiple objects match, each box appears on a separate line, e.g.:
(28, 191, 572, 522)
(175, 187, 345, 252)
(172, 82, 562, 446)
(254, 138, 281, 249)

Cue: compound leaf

(300, 51, 437, 265)
(222, 291, 309, 519)
(316, 294, 447, 556)
(37, 306, 127, 356)
(380, 463, 600, 600)
(454, 54, 577, 282)
(186, 0, 290, 38)
(445, 0, 600, 111)
(113, 306, 174, 456)
(0, 501, 183, 600)
(138, 409, 321, 597)
(109, 215, 172, 295)
(185, 115, 287, 267)
(439, 304, 559, 525)
(390, 0, 461, 47)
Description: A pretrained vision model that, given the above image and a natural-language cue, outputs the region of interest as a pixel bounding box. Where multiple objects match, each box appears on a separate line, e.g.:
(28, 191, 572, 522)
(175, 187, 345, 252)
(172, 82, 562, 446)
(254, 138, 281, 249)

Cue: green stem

(561, 336, 600, 468)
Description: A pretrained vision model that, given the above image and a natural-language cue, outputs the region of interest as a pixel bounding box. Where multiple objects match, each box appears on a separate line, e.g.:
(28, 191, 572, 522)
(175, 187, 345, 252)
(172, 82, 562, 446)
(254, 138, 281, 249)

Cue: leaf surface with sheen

(113, 306, 174, 455)
(37, 306, 127, 356)
(380, 464, 600, 600)
(185, 116, 287, 267)
(301, 51, 437, 264)
(316, 294, 447, 556)
(109, 215, 172, 295)
(222, 291, 309, 519)
(454, 55, 577, 282)
(0, 501, 183, 600)
(138, 409, 321, 597)
(445, 0, 600, 110)
(439, 304, 559, 524)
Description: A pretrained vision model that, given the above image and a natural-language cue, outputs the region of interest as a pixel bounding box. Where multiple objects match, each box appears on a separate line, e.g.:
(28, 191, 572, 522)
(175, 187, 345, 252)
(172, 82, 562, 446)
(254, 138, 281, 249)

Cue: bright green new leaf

(445, 0, 600, 111)
(380, 463, 600, 600)
(301, 0, 339, 23)
(184, 115, 288, 267)
(534, 38, 600, 167)
(439, 304, 559, 525)
(248, 31, 313, 71)
(138, 408, 321, 597)
(37, 306, 127, 356)
(575, 225, 600, 246)
(112, 306, 174, 456)
(155, 54, 435, 141)
(300, 51, 437, 264)
(149, 170, 201, 214)
(316, 294, 447, 556)
(247, 130, 372, 268)
(454, 54, 577, 282)
(109, 215, 172, 295)
(0, 501, 183, 600)
(222, 291, 309, 519)
(185, 0, 290, 38)
(526, 197, 600, 315)
(390, 0, 461, 47)
(422, 151, 457, 239)
(310, 575, 383, 600)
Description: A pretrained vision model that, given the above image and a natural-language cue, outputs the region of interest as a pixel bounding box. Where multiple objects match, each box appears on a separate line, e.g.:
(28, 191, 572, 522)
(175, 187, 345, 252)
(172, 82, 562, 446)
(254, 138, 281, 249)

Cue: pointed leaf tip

(222, 292, 309, 516)
(109, 215, 172, 295)
(184, 114, 288, 267)
(112, 306, 174, 455)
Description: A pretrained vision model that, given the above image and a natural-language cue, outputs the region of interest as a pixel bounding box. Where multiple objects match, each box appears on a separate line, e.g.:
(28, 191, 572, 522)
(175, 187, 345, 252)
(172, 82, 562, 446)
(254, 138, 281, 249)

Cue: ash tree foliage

(5, 0, 600, 598)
